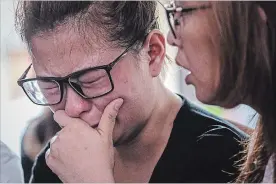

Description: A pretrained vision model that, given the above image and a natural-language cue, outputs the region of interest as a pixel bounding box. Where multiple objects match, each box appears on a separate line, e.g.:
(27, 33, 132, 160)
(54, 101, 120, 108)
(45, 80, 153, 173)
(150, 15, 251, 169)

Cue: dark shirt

(30, 97, 248, 183)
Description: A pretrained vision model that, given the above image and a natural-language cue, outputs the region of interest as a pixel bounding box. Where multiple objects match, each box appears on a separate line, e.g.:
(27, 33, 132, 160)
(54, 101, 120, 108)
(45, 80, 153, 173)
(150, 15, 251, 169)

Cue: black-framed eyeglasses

(17, 41, 136, 106)
(159, 0, 211, 39)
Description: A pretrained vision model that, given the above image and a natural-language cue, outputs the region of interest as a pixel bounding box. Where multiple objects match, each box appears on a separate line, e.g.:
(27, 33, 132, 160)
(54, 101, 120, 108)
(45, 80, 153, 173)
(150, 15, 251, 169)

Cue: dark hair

(209, 1, 276, 182)
(15, 1, 158, 50)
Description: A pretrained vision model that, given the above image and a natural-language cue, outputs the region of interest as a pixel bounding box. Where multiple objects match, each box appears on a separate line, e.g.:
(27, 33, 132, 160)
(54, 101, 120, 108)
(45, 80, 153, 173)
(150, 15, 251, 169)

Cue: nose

(64, 86, 92, 118)
(167, 30, 181, 47)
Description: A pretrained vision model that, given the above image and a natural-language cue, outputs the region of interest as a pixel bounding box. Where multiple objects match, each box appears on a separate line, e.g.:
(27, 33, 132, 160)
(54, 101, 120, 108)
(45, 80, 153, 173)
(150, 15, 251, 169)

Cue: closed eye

(80, 77, 104, 87)
(41, 86, 58, 90)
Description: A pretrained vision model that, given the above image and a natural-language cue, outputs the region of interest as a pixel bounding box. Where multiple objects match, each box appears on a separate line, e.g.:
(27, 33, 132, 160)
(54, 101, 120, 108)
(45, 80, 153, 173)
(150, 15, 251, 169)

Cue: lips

(185, 73, 192, 85)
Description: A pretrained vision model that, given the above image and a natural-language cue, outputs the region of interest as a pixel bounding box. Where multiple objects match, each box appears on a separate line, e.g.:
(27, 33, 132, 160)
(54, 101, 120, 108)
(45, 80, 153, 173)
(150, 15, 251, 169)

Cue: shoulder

(0, 141, 24, 183)
(30, 143, 61, 183)
(175, 98, 248, 157)
(175, 98, 249, 141)
(173, 98, 248, 182)
(152, 97, 247, 182)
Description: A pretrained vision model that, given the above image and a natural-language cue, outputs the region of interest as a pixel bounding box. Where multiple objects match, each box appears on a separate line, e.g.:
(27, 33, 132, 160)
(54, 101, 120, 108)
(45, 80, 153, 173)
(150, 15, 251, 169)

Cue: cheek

(110, 60, 144, 100)
(190, 37, 220, 94)
(106, 60, 153, 125)
(192, 59, 220, 103)
(191, 57, 219, 86)
(180, 12, 218, 66)
(81, 63, 138, 120)
(182, 18, 220, 87)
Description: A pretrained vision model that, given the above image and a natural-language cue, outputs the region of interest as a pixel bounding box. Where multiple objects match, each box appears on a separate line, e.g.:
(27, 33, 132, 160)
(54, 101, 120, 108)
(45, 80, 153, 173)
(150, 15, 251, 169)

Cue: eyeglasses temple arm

(19, 63, 32, 80)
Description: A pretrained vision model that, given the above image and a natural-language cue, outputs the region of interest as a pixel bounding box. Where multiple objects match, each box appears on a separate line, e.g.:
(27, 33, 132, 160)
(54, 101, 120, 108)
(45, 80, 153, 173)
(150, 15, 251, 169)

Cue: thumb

(97, 98, 124, 139)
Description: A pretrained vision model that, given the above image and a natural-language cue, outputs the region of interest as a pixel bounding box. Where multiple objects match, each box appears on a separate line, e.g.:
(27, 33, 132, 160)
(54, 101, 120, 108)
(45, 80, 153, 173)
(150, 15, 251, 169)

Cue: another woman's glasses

(160, 1, 211, 39)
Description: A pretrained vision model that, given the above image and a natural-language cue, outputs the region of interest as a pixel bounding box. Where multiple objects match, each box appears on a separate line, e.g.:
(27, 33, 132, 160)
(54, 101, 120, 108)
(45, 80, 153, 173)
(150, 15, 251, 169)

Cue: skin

(167, 1, 221, 105)
(29, 24, 183, 182)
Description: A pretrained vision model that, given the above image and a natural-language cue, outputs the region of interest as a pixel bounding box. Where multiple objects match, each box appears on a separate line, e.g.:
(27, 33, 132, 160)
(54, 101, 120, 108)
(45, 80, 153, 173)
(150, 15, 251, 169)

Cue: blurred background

(1, 0, 257, 161)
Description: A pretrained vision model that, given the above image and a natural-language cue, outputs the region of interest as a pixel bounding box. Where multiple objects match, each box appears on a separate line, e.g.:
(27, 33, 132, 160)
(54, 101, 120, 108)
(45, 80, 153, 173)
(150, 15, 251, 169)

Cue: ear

(142, 30, 166, 78)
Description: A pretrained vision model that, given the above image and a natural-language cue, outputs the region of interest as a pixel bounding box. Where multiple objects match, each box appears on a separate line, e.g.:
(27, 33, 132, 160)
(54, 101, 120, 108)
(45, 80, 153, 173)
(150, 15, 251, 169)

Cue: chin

(214, 100, 240, 109)
(196, 95, 213, 105)
(195, 90, 217, 106)
(196, 90, 240, 109)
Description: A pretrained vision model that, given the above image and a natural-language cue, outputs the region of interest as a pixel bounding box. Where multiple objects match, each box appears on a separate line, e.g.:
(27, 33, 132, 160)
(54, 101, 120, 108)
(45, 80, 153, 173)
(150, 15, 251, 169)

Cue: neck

(115, 83, 183, 163)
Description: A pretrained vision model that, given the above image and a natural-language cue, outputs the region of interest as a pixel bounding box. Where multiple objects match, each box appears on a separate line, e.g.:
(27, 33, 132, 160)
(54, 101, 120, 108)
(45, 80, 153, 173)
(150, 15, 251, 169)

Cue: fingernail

(50, 135, 58, 145)
(45, 149, 50, 159)
(114, 99, 124, 111)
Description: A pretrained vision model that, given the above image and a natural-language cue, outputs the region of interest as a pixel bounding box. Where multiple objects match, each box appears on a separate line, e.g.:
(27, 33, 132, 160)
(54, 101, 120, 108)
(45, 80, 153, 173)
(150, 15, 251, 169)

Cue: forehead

(29, 27, 120, 77)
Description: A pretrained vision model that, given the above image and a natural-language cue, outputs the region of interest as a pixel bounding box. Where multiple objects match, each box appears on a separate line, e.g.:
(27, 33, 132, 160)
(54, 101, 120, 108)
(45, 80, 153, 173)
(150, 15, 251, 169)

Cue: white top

(263, 156, 274, 183)
(0, 141, 24, 183)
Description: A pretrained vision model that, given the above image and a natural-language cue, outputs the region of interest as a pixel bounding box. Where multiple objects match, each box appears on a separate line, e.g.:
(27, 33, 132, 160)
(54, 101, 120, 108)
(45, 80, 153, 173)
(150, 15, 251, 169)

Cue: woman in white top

(0, 141, 24, 182)
(163, 1, 276, 183)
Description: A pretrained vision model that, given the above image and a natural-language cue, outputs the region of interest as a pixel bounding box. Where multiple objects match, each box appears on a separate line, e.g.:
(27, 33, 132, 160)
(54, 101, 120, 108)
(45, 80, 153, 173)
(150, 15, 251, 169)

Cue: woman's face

(167, 1, 221, 104)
